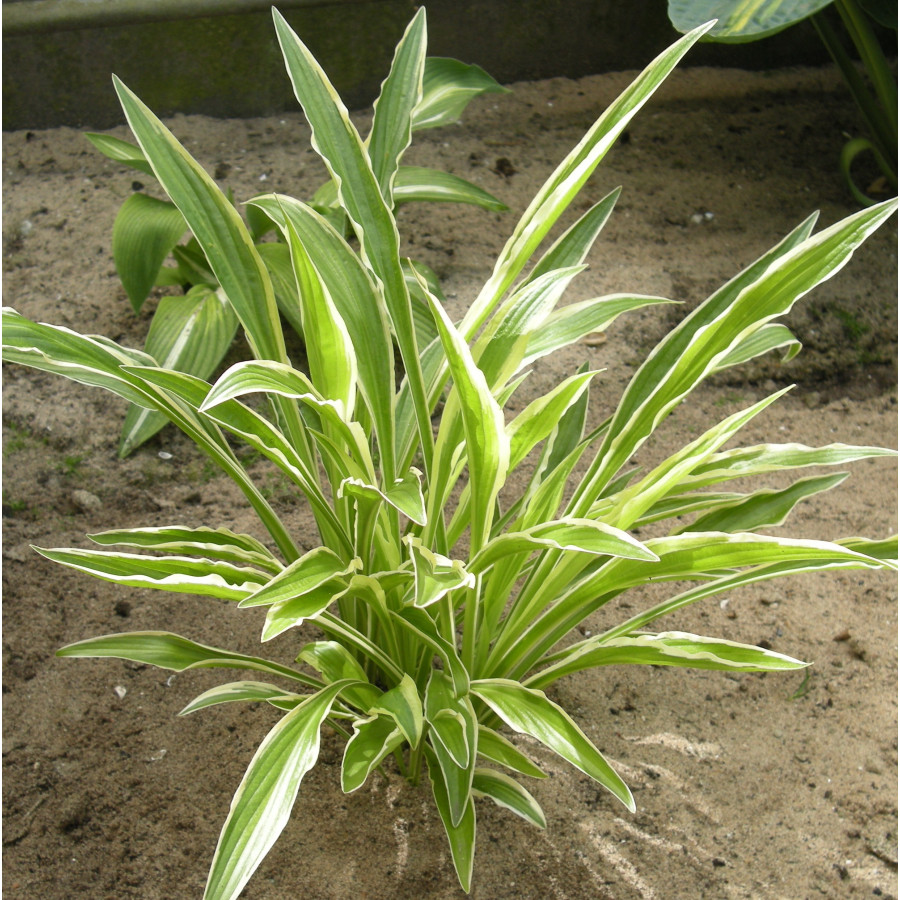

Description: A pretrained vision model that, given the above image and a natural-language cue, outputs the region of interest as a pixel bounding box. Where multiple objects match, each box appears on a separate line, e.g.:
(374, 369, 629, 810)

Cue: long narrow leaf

(204, 679, 361, 900)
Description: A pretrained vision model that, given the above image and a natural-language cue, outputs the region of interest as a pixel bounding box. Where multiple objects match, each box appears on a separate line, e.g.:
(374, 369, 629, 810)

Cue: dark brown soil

(3, 63, 897, 899)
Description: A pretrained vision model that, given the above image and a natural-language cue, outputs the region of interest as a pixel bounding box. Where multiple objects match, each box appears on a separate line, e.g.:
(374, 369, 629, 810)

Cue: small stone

(864, 757, 884, 775)
(113, 685, 127, 700)
(72, 489, 101, 512)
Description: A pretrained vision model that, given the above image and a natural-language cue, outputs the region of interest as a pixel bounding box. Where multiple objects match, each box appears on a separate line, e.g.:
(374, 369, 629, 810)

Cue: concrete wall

(3, 0, 834, 131)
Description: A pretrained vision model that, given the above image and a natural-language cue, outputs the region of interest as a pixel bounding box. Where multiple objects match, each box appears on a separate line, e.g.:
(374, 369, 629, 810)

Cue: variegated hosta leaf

(471, 678, 635, 811)
(405, 535, 474, 607)
(366, 7, 426, 202)
(239, 547, 359, 608)
(56, 631, 318, 686)
(296, 639, 381, 712)
(88, 525, 281, 572)
(530, 631, 808, 689)
(462, 22, 715, 337)
(686, 441, 898, 488)
(522, 293, 675, 368)
(470, 518, 656, 575)
(204, 679, 362, 900)
(35, 546, 269, 601)
(677, 471, 849, 533)
(425, 744, 476, 893)
(369, 674, 425, 747)
(476, 726, 546, 779)
(427, 291, 509, 553)
(425, 671, 478, 825)
(339, 469, 427, 526)
(113, 78, 288, 366)
(282, 214, 357, 413)
(342, 713, 405, 792)
(412, 56, 510, 131)
(668, 0, 833, 42)
(472, 768, 546, 828)
(1, 307, 157, 407)
(392, 166, 508, 210)
(180, 681, 305, 716)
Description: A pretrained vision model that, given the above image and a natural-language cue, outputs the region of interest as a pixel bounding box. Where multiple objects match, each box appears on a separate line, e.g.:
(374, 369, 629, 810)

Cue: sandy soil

(2, 61, 898, 900)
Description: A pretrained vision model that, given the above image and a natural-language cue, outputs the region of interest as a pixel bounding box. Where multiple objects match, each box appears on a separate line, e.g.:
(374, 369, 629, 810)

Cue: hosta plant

(86, 47, 508, 457)
(3, 8, 898, 899)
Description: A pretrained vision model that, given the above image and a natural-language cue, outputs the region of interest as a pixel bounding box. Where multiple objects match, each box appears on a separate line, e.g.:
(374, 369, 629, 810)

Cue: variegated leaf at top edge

(366, 7, 426, 203)
(668, 0, 832, 42)
(528, 631, 808, 691)
(84, 132, 153, 176)
(471, 678, 635, 811)
(572, 199, 897, 510)
(469, 517, 656, 576)
(111, 192, 187, 312)
(476, 725, 547, 779)
(521, 293, 676, 368)
(273, 9, 432, 482)
(282, 212, 357, 414)
(404, 535, 475, 607)
(677, 472, 850, 534)
(369, 673, 424, 747)
(472, 768, 547, 829)
(1, 307, 157, 407)
(239, 547, 359, 608)
(339, 468, 427, 526)
(113, 77, 288, 366)
(247, 194, 396, 481)
(413, 56, 510, 130)
(179, 681, 304, 716)
(461, 23, 715, 339)
(56, 630, 319, 686)
(119, 285, 239, 457)
(341, 713, 405, 792)
(424, 744, 477, 893)
(203, 679, 362, 900)
(427, 290, 510, 553)
(88, 525, 282, 573)
(34, 546, 269, 601)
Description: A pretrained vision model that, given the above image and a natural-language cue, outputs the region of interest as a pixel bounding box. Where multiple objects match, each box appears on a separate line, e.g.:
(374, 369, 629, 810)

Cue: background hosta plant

(86, 49, 509, 457)
(3, 8, 897, 899)
(668, 0, 897, 205)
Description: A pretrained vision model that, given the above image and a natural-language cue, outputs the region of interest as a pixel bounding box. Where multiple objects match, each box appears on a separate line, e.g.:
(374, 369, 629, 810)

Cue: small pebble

(72, 489, 101, 512)
(113, 685, 127, 700)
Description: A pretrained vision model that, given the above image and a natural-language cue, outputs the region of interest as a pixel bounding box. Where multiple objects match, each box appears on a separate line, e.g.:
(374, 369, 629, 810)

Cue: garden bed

(3, 63, 897, 899)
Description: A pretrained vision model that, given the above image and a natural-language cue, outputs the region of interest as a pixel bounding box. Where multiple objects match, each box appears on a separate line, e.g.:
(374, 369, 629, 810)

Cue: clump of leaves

(3, 8, 897, 899)
(86, 47, 509, 457)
